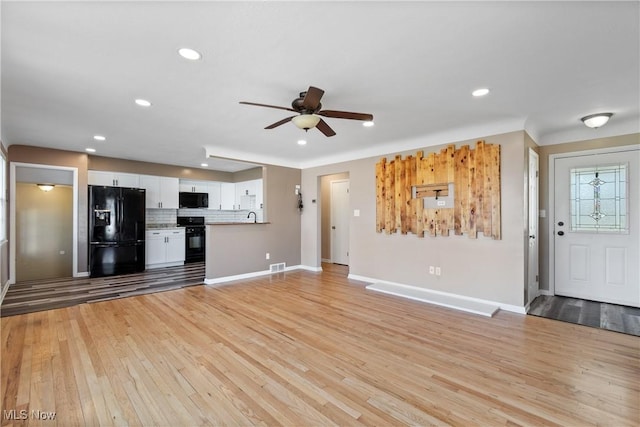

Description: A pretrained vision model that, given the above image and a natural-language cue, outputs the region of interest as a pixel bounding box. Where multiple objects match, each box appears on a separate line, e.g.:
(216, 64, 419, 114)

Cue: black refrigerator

(89, 186, 146, 278)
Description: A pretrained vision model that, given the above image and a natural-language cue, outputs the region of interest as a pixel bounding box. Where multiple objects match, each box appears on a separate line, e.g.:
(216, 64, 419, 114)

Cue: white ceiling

(2, 1, 638, 172)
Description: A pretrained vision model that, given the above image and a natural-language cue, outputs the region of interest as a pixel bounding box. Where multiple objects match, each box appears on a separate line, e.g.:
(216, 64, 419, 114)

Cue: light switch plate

(354, 209, 360, 217)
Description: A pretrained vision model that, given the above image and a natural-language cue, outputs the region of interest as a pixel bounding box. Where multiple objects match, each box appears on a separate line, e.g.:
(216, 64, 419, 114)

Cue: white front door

(527, 149, 539, 305)
(331, 180, 350, 265)
(553, 147, 639, 307)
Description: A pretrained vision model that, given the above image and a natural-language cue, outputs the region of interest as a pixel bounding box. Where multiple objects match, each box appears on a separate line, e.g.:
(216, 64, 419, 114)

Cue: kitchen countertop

(147, 223, 179, 229)
(207, 222, 270, 225)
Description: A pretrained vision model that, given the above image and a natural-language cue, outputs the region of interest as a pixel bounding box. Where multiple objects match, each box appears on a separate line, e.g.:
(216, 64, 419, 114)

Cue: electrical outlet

(266, 253, 270, 260)
(429, 266, 435, 275)
(435, 267, 441, 276)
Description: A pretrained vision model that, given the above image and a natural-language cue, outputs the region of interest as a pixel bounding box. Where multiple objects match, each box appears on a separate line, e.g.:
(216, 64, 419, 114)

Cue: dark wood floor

(529, 294, 640, 336)
(1, 262, 205, 317)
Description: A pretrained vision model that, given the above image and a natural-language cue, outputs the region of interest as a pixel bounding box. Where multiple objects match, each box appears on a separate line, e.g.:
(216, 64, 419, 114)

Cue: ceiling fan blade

(302, 86, 325, 110)
(318, 110, 373, 121)
(240, 101, 296, 112)
(265, 116, 296, 129)
(316, 119, 336, 137)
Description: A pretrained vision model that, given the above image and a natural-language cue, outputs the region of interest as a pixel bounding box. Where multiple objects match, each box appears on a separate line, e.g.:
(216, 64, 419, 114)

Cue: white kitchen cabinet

(146, 229, 185, 269)
(179, 180, 209, 193)
(235, 179, 263, 210)
(207, 182, 222, 210)
(139, 175, 179, 209)
(220, 182, 236, 210)
(88, 170, 140, 188)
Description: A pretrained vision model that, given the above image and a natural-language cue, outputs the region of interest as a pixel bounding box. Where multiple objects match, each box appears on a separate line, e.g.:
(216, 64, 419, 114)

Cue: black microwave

(179, 192, 209, 208)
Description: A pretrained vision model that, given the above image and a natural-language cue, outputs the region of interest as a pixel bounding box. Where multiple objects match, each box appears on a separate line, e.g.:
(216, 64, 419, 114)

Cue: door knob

(332, 226, 336, 229)
(558, 221, 564, 226)
(557, 231, 564, 236)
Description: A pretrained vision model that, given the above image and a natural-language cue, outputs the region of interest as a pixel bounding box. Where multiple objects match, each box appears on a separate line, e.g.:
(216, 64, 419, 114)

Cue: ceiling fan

(239, 86, 373, 137)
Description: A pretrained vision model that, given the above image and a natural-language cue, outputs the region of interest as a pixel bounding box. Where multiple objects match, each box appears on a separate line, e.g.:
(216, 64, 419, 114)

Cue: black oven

(177, 216, 205, 263)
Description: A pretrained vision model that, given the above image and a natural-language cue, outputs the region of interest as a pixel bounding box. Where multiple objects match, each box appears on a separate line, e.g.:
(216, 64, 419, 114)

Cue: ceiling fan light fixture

(581, 112, 613, 129)
(292, 114, 321, 130)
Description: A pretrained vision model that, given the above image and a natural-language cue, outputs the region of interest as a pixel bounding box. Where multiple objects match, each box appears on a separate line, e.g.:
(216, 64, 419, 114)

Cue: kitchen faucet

(247, 211, 257, 223)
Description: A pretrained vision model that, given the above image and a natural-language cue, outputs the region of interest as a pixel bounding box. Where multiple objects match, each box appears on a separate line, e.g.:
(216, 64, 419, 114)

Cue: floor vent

(270, 262, 286, 273)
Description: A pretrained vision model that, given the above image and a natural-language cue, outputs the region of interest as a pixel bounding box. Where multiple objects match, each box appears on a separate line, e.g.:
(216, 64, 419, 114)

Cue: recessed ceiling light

(178, 48, 202, 61)
(135, 99, 152, 107)
(363, 121, 375, 127)
(472, 88, 490, 97)
(93, 135, 106, 141)
(297, 140, 307, 146)
(85, 148, 96, 153)
(201, 163, 209, 167)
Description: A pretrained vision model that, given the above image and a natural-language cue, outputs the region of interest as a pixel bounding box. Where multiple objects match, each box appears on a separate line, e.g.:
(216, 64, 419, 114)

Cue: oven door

(185, 227, 206, 262)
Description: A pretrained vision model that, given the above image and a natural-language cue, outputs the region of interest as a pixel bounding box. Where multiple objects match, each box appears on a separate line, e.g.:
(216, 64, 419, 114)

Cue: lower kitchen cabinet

(146, 229, 185, 269)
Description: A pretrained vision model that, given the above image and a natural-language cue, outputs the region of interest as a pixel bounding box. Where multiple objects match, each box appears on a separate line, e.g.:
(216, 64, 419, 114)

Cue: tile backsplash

(146, 208, 264, 225)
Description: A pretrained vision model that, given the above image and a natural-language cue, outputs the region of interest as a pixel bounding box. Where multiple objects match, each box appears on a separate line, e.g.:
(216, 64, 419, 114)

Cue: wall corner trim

(348, 274, 526, 316)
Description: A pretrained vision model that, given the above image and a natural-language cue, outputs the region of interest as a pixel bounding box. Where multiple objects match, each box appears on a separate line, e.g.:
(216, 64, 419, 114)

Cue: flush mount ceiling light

(85, 148, 96, 153)
(201, 163, 208, 167)
(297, 139, 307, 146)
(37, 184, 55, 192)
(291, 114, 321, 131)
(581, 112, 613, 129)
(135, 99, 152, 107)
(93, 135, 106, 141)
(363, 120, 375, 127)
(178, 48, 202, 61)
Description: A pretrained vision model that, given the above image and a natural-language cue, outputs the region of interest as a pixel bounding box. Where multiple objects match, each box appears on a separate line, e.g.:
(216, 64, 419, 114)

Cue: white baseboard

(75, 272, 90, 278)
(348, 274, 526, 315)
(0, 281, 9, 306)
(298, 265, 323, 272)
(204, 265, 316, 285)
(539, 289, 553, 296)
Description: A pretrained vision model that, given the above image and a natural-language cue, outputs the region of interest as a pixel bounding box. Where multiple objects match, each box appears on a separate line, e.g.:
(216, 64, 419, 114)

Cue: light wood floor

(2, 265, 639, 426)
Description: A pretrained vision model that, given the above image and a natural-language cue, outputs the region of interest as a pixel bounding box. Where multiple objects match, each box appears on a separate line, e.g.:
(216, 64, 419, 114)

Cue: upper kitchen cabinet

(220, 182, 236, 210)
(235, 179, 263, 210)
(207, 182, 222, 210)
(179, 180, 209, 193)
(88, 170, 140, 188)
(139, 175, 179, 209)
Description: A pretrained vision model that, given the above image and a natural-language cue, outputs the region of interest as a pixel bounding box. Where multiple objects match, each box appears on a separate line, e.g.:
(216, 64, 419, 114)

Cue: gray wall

(206, 164, 301, 278)
(302, 131, 528, 307)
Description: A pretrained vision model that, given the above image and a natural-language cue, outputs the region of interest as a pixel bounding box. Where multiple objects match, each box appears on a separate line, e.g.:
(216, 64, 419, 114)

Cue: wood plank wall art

(375, 140, 501, 239)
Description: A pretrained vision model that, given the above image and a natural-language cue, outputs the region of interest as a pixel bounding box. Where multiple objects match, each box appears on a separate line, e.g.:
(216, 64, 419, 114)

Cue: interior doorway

(10, 163, 79, 284)
(320, 172, 349, 267)
(527, 148, 539, 306)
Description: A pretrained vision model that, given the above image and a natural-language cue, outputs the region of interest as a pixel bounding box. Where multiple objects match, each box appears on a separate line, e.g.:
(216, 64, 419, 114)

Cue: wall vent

(270, 262, 286, 273)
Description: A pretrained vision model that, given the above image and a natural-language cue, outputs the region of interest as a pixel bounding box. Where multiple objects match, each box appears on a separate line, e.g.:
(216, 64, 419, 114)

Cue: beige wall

(302, 131, 528, 307)
(320, 172, 349, 261)
(9, 145, 89, 273)
(206, 164, 301, 278)
(16, 183, 73, 281)
(537, 133, 639, 291)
